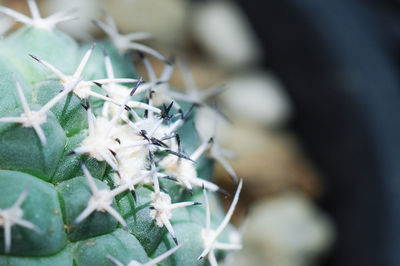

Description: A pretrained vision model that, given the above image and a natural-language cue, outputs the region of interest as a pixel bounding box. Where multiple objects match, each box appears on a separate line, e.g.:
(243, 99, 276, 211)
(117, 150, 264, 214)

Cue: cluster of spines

(0, 1, 242, 265)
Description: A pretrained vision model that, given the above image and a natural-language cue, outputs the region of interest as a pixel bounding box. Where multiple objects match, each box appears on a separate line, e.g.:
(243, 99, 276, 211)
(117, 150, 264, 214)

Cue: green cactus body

(0, 2, 242, 266)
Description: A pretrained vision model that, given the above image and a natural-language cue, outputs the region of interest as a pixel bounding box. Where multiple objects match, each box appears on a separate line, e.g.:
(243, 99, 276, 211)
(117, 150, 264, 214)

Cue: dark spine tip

(193, 202, 201, 206)
(188, 189, 193, 196)
(160, 185, 169, 193)
(176, 134, 181, 153)
(161, 102, 174, 120)
(93, 81, 103, 88)
(131, 190, 137, 202)
(66, 151, 76, 156)
(149, 206, 155, 210)
(167, 101, 174, 112)
(130, 77, 143, 96)
(167, 54, 176, 65)
(163, 57, 171, 65)
(29, 54, 39, 61)
(138, 51, 145, 59)
(80, 99, 90, 110)
(165, 150, 194, 162)
(217, 187, 230, 197)
(140, 130, 149, 141)
(114, 138, 121, 144)
(164, 176, 177, 182)
(108, 148, 117, 157)
(150, 137, 168, 147)
(181, 104, 195, 120)
(91, 19, 100, 26)
(172, 236, 178, 245)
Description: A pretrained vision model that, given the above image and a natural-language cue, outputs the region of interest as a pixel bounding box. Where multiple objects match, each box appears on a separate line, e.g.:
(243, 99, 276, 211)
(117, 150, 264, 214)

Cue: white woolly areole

(105, 83, 132, 115)
(161, 154, 196, 180)
(201, 228, 218, 249)
(88, 189, 113, 212)
(150, 192, 172, 227)
(0, 188, 39, 253)
(80, 117, 118, 161)
(160, 153, 220, 192)
(114, 154, 148, 187)
(20, 111, 47, 127)
(70, 81, 93, 99)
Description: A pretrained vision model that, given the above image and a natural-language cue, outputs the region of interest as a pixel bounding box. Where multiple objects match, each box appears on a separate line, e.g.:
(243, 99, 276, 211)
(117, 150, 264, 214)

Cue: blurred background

(3, 0, 400, 265)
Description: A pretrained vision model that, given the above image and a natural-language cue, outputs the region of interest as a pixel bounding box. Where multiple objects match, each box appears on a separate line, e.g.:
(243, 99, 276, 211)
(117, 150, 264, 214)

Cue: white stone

(221, 71, 291, 127)
(104, 0, 188, 45)
(191, 1, 262, 68)
(231, 192, 334, 266)
(43, 0, 102, 41)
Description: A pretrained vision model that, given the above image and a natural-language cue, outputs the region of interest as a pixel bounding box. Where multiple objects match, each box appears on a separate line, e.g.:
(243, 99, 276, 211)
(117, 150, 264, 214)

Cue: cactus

(0, 1, 242, 266)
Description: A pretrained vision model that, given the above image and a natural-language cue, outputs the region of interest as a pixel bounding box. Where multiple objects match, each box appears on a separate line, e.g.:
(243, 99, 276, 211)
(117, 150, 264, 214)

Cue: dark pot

(236, 0, 400, 265)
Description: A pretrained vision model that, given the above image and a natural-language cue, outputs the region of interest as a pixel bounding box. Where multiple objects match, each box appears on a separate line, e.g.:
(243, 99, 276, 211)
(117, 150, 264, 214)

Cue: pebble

(190, 0, 262, 68)
(228, 192, 334, 266)
(221, 71, 292, 127)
